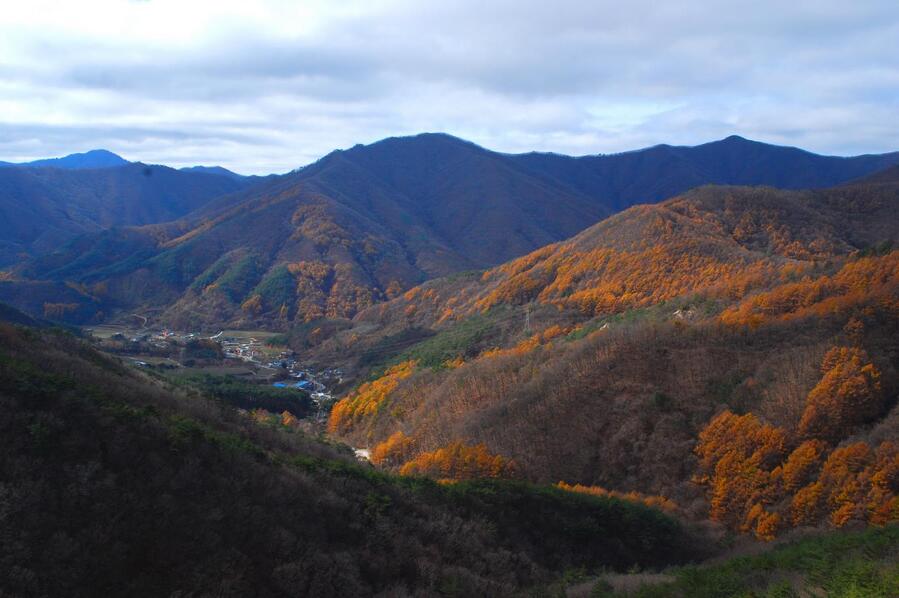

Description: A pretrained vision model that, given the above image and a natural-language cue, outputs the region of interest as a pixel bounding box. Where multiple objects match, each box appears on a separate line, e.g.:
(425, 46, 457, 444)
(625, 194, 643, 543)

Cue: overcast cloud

(0, 0, 897, 174)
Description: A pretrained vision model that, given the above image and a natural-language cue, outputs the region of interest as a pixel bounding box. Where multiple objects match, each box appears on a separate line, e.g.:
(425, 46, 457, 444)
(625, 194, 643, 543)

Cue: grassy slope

(591, 525, 899, 597)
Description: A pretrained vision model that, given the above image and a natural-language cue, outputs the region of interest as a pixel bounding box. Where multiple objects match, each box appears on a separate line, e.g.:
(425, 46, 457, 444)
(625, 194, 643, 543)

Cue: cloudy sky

(0, 0, 897, 174)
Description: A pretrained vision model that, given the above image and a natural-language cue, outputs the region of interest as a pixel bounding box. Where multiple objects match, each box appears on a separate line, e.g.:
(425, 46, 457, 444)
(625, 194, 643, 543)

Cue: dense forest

(323, 176, 899, 543)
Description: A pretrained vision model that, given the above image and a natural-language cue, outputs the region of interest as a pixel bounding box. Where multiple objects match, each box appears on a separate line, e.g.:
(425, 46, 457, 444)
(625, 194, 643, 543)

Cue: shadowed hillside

(511, 135, 899, 211)
(0, 163, 251, 265)
(0, 320, 699, 597)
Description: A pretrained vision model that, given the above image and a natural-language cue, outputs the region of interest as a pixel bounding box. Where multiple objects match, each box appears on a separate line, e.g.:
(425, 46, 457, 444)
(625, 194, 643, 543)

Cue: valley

(4, 3, 899, 595)
(2, 137, 898, 596)
(29, 163, 899, 529)
(82, 323, 342, 423)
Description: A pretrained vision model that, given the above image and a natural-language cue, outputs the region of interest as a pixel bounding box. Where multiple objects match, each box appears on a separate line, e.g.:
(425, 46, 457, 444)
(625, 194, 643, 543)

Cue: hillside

(0, 319, 699, 596)
(0, 163, 251, 265)
(321, 176, 899, 542)
(591, 525, 899, 596)
(6, 134, 899, 327)
(355, 178, 899, 329)
(856, 163, 899, 185)
(0, 301, 48, 327)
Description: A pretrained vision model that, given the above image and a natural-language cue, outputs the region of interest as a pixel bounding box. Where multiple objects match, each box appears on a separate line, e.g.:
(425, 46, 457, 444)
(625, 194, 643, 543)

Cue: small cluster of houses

(267, 353, 343, 404)
(152, 329, 196, 341)
(119, 329, 202, 350)
(116, 326, 342, 407)
(219, 336, 265, 362)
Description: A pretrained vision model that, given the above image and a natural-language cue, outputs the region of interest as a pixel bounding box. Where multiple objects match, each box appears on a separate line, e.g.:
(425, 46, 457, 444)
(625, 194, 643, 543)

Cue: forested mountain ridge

(4, 133, 898, 328)
(320, 175, 899, 542)
(509, 134, 899, 211)
(355, 177, 899, 329)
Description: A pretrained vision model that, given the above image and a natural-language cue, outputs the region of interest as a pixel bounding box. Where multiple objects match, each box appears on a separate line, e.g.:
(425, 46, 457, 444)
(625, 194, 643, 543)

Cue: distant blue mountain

(179, 165, 245, 180)
(2, 149, 132, 170)
(0, 149, 129, 170)
(0, 162, 256, 265)
(0, 151, 259, 181)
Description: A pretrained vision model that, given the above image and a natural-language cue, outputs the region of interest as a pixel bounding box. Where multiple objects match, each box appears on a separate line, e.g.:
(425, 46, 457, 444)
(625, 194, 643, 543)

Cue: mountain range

(0, 163, 252, 265)
(0, 148, 250, 174)
(0, 149, 260, 265)
(2, 133, 899, 326)
(2, 134, 899, 595)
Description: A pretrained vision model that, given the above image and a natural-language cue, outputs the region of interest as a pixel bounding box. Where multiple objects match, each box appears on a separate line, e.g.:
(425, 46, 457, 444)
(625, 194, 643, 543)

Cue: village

(85, 324, 341, 413)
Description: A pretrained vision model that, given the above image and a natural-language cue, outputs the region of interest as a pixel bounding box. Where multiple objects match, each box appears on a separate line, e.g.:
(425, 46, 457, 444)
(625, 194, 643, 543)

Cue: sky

(0, 0, 897, 174)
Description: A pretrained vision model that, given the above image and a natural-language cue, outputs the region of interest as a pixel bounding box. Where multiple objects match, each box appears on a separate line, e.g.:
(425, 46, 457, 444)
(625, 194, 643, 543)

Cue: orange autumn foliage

(797, 347, 883, 442)
(370, 431, 416, 467)
(697, 413, 899, 537)
(694, 411, 788, 533)
(720, 251, 899, 328)
(781, 439, 827, 492)
(327, 360, 417, 434)
(280, 411, 300, 428)
(556, 482, 677, 513)
(697, 343, 889, 537)
(789, 481, 825, 527)
(743, 503, 782, 541)
(477, 243, 780, 317)
(868, 443, 899, 525)
(479, 325, 569, 360)
(285, 260, 377, 321)
(790, 442, 899, 528)
(385, 279, 404, 299)
(695, 411, 788, 476)
(442, 356, 465, 369)
(480, 335, 541, 360)
(398, 441, 516, 481)
(463, 191, 870, 319)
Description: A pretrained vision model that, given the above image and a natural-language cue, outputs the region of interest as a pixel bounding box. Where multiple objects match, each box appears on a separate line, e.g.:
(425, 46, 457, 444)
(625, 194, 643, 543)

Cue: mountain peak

(306, 132, 490, 173)
(10, 149, 130, 170)
(358, 131, 486, 152)
(700, 134, 763, 149)
(179, 165, 245, 180)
